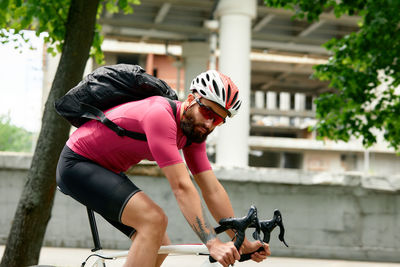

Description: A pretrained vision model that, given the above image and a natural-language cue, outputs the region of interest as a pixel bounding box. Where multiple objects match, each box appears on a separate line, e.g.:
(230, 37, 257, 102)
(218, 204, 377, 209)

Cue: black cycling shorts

(56, 145, 141, 238)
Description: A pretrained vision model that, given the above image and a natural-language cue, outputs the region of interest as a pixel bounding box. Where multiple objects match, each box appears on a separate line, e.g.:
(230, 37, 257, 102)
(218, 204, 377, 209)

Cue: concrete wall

(1, 152, 399, 262)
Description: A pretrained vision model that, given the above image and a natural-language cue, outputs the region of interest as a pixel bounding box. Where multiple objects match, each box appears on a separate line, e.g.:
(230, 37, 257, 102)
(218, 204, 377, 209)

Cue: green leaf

(0, 114, 33, 152)
(0, 0, 10, 10)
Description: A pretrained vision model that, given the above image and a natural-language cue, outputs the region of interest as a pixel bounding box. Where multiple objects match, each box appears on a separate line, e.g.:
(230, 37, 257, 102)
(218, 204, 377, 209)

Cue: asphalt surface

(1, 246, 399, 267)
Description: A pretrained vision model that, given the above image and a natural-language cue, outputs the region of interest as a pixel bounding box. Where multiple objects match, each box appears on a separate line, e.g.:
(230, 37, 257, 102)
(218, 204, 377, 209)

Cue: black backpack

(54, 64, 178, 141)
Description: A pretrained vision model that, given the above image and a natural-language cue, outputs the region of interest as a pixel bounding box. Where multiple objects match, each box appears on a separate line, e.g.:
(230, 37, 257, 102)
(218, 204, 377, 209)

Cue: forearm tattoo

(190, 207, 216, 244)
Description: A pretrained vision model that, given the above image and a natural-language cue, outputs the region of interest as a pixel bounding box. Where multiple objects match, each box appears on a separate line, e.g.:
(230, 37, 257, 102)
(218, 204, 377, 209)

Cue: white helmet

(189, 70, 241, 117)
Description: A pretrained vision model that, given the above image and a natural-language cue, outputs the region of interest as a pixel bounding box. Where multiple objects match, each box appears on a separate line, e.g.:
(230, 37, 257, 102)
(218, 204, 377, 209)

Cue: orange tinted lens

(198, 105, 224, 126)
(211, 113, 224, 126)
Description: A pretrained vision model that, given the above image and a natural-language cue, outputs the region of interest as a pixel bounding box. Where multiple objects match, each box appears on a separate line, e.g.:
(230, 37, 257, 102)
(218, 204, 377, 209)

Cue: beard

(180, 112, 212, 143)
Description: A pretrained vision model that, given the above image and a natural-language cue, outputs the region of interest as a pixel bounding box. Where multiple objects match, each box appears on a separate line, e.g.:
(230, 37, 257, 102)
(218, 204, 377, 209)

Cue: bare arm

(162, 163, 216, 243)
(193, 170, 235, 234)
(162, 163, 240, 266)
(194, 170, 270, 261)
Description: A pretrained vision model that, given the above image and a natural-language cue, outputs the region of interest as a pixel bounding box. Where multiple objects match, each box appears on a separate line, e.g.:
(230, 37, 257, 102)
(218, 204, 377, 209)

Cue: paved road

(1, 246, 399, 267)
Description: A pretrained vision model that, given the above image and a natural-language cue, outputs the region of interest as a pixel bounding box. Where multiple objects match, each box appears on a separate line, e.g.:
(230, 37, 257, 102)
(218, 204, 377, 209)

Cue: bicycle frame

(83, 206, 288, 267)
(88, 244, 218, 267)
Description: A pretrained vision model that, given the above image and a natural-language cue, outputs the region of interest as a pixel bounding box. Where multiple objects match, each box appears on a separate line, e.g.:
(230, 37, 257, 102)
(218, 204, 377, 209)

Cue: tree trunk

(0, 0, 100, 266)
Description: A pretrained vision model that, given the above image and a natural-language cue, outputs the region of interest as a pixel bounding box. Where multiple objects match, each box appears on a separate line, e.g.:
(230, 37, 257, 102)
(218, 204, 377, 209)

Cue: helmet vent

(230, 92, 238, 107)
(233, 101, 241, 110)
(199, 89, 207, 95)
(233, 100, 241, 109)
(201, 78, 207, 87)
(206, 74, 210, 81)
(227, 84, 231, 103)
(212, 80, 220, 97)
(221, 84, 225, 101)
(196, 78, 199, 83)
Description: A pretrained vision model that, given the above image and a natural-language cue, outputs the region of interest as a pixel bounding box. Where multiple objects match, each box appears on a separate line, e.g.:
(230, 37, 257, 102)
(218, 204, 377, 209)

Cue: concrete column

(172, 60, 184, 98)
(312, 95, 317, 111)
(266, 92, 276, 110)
(146, 53, 154, 75)
(294, 93, 305, 127)
(280, 92, 290, 110)
(215, 0, 257, 167)
(204, 20, 219, 70)
(255, 91, 265, 109)
(295, 93, 305, 111)
(279, 92, 290, 125)
(182, 42, 209, 96)
(209, 32, 218, 70)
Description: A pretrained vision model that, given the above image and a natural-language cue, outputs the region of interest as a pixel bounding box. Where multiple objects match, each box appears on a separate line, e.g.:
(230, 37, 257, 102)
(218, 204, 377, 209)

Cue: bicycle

(81, 205, 289, 267)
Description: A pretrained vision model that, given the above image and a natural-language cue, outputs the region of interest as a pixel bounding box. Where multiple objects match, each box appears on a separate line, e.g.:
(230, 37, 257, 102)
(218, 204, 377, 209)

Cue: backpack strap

(165, 99, 192, 147)
(80, 103, 148, 140)
(165, 98, 177, 119)
(80, 99, 178, 142)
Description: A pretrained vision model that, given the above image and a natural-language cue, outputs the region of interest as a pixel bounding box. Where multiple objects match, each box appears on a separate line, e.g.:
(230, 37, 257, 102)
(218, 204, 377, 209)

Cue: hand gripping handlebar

(209, 206, 288, 263)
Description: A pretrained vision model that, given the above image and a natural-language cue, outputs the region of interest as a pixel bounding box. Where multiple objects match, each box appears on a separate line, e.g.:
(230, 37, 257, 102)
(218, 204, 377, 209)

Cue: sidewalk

(1, 246, 399, 267)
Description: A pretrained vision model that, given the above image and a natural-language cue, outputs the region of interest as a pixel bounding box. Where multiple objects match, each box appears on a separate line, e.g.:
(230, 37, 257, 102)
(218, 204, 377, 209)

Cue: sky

(0, 30, 44, 132)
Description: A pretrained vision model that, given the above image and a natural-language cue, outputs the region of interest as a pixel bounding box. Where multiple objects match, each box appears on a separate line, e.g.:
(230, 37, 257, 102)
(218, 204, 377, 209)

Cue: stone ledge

(1, 153, 399, 192)
(212, 165, 400, 192)
(0, 152, 32, 170)
(127, 161, 164, 177)
(249, 136, 396, 154)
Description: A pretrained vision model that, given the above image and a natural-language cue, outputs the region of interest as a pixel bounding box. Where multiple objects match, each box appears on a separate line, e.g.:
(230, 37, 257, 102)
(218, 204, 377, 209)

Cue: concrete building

(40, 0, 400, 176)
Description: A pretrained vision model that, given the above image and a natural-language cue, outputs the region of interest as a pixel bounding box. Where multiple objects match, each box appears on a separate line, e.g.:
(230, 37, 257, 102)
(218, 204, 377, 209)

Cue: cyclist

(56, 70, 270, 267)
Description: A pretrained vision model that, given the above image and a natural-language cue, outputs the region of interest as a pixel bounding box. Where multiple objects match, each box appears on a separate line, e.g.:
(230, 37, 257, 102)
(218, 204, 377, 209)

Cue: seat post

(87, 207, 102, 252)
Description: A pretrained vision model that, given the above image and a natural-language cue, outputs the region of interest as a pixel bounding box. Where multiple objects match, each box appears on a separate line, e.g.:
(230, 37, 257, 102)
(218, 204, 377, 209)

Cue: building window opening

(305, 95, 313, 110)
(290, 93, 295, 110)
(249, 150, 303, 169)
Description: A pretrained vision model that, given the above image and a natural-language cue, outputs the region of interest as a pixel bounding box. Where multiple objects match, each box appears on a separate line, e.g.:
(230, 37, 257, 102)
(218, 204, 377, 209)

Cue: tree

(0, 114, 34, 152)
(0, 0, 138, 266)
(264, 0, 400, 151)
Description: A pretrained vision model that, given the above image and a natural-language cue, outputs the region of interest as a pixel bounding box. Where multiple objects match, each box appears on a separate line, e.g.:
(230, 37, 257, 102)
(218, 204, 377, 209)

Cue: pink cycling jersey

(66, 96, 211, 174)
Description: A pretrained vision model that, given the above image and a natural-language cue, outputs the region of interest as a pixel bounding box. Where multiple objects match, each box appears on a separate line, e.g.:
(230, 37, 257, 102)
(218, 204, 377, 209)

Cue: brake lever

(260, 209, 288, 247)
(276, 211, 289, 247)
(238, 209, 289, 262)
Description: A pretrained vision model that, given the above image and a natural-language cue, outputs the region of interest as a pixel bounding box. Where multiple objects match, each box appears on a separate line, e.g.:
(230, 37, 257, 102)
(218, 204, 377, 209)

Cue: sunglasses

(195, 98, 226, 126)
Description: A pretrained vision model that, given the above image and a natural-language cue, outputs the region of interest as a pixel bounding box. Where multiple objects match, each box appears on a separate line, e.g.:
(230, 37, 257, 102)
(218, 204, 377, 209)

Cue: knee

(146, 206, 168, 231)
(120, 193, 168, 236)
(134, 206, 167, 242)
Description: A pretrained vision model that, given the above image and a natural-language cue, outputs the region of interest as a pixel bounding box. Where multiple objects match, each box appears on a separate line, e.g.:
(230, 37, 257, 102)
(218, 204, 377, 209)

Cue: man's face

(180, 96, 228, 143)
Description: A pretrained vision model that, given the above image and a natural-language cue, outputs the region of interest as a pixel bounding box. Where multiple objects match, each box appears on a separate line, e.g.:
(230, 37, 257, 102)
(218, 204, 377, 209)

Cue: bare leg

(121, 192, 168, 267)
(155, 233, 171, 267)
(129, 229, 170, 267)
